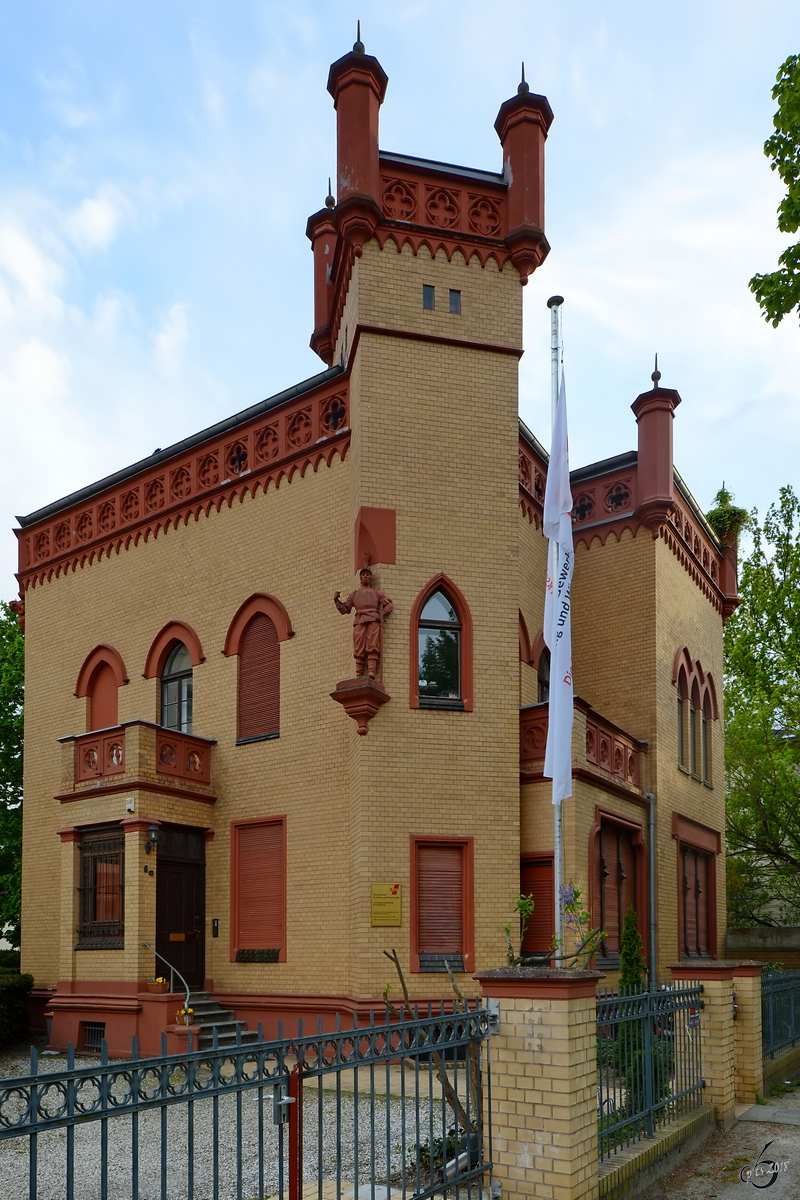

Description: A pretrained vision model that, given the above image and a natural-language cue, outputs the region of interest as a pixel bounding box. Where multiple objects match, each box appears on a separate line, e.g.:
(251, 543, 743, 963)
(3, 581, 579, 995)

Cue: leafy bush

(0, 973, 32, 1047)
(0, 950, 21, 970)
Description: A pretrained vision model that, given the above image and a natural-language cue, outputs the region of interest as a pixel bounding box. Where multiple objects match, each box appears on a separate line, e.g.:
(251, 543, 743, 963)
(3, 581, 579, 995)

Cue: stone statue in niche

(334, 566, 393, 680)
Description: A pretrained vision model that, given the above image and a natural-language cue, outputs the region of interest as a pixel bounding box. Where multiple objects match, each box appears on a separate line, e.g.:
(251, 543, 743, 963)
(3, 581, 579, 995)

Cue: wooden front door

(155, 827, 206, 989)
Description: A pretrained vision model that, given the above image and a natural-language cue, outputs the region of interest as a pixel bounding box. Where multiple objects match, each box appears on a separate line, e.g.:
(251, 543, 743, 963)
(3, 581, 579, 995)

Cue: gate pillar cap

(474, 966, 605, 1000)
(670, 959, 763, 979)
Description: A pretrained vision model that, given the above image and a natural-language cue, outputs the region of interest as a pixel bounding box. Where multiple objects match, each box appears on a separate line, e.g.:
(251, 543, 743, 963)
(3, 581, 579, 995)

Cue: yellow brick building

(12, 42, 738, 1055)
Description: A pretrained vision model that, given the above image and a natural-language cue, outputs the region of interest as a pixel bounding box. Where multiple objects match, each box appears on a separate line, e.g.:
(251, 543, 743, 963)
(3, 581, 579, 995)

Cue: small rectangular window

(422, 284, 435, 311)
(449, 289, 461, 315)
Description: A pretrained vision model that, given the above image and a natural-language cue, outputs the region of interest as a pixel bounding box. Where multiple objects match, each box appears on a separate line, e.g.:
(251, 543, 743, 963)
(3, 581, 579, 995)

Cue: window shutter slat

(417, 845, 463, 953)
(238, 614, 280, 739)
(520, 859, 554, 955)
(89, 663, 118, 730)
(237, 821, 284, 948)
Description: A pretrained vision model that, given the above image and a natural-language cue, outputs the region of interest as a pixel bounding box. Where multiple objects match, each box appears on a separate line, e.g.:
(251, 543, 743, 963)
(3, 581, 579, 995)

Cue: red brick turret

(494, 74, 554, 283)
(327, 38, 388, 256)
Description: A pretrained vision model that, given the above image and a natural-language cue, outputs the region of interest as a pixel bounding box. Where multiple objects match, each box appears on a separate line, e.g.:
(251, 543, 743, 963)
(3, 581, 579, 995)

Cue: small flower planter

(147, 981, 169, 994)
(176, 1011, 194, 1026)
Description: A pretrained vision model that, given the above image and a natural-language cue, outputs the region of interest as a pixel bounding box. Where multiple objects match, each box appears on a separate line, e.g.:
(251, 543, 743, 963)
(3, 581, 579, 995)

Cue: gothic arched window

(417, 590, 462, 705)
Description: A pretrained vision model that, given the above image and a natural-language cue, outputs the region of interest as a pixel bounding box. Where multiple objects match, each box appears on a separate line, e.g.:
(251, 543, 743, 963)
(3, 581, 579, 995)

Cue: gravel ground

(639, 1083, 800, 1199)
(0, 1038, 454, 1200)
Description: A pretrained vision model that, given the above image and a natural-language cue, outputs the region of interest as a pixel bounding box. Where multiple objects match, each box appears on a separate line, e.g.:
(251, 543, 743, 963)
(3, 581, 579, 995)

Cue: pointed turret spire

(353, 20, 365, 54)
(518, 62, 530, 96)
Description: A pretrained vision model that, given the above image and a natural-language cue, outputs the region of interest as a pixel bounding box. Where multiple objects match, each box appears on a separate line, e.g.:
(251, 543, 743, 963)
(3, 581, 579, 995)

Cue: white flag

(543, 371, 574, 803)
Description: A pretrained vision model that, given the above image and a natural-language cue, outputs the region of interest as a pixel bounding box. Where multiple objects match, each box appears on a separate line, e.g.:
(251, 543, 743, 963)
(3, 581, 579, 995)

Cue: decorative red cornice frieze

(16, 375, 350, 590)
(518, 432, 547, 529)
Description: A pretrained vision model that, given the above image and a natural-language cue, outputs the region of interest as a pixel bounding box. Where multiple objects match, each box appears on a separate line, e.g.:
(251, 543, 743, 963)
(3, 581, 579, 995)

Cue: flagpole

(546, 294, 564, 955)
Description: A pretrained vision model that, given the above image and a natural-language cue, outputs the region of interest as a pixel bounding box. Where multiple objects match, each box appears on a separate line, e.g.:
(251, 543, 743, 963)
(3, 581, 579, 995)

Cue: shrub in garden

(0, 973, 33, 1047)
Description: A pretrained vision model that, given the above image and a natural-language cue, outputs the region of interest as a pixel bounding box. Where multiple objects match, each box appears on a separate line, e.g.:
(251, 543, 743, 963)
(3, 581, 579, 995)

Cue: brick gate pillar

(671, 961, 762, 1127)
(475, 967, 604, 1200)
(731, 963, 764, 1103)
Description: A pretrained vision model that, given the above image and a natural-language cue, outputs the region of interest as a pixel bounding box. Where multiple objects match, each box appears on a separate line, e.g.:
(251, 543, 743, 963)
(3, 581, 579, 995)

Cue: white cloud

(64, 185, 126, 252)
(0, 226, 63, 315)
(153, 303, 189, 377)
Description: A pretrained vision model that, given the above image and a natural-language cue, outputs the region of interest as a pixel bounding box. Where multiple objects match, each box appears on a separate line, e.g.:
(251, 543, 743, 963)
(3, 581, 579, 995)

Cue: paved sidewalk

(640, 1082, 800, 1199)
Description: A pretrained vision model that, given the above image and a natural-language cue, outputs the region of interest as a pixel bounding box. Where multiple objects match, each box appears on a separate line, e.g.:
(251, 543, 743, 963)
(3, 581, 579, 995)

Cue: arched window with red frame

(223, 594, 294, 744)
(673, 647, 719, 785)
(409, 575, 473, 712)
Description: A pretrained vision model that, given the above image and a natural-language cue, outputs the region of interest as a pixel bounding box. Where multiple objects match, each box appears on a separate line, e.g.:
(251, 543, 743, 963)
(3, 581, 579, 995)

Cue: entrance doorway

(155, 826, 206, 989)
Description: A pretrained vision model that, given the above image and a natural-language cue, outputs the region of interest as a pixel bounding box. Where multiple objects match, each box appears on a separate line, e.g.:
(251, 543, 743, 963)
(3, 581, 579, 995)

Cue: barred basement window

(83, 1022, 105, 1053)
(77, 828, 124, 948)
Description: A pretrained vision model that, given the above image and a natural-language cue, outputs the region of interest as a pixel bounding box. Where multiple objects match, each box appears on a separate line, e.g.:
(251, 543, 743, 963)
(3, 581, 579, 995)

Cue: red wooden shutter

(89, 663, 118, 730)
(417, 844, 463, 954)
(619, 828, 636, 929)
(696, 852, 709, 955)
(520, 858, 554, 955)
(237, 821, 284, 949)
(682, 849, 697, 956)
(238, 614, 280, 739)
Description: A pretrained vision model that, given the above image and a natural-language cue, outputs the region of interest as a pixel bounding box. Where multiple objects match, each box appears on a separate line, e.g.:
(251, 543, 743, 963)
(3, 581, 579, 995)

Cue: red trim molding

(409, 835, 474, 974)
(409, 573, 473, 712)
(350, 323, 522, 362)
(672, 812, 721, 855)
(223, 594, 294, 655)
(75, 644, 129, 696)
(143, 621, 205, 678)
(57, 779, 217, 804)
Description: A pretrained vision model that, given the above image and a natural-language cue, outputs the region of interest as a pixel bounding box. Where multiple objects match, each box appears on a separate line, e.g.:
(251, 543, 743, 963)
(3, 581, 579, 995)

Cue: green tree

(749, 55, 800, 326)
(618, 904, 645, 993)
(724, 485, 800, 924)
(0, 603, 23, 949)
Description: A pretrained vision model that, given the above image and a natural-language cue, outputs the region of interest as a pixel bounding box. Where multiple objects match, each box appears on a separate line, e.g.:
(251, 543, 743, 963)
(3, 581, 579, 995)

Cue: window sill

(677, 764, 691, 775)
(703, 779, 714, 790)
(419, 700, 465, 712)
(236, 732, 280, 746)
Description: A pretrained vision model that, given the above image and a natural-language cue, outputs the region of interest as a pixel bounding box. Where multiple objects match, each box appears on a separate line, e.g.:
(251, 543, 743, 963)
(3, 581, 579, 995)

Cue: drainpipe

(645, 791, 657, 988)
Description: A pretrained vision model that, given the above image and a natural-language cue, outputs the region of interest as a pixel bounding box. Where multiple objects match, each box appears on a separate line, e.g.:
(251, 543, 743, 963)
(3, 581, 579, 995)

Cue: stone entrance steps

(188, 991, 259, 1050)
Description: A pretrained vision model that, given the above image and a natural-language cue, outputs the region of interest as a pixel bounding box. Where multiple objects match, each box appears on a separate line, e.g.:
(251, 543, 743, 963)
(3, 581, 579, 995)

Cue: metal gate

(0, 1002, 492, 1200)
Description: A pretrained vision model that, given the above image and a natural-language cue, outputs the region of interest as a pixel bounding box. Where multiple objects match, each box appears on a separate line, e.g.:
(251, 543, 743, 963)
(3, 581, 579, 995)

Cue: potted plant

(147, 976, 169, 994)
(175, 1006, 194, 1026)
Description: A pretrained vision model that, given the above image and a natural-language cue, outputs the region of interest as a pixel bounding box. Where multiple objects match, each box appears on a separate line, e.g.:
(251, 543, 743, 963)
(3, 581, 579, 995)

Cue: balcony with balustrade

(520, 698, 647, 800)
(57, 721, 216, 806)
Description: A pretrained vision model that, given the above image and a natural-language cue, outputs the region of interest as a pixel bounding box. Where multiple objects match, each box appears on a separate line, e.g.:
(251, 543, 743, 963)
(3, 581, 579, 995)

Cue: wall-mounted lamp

(144, 824, 159, 855)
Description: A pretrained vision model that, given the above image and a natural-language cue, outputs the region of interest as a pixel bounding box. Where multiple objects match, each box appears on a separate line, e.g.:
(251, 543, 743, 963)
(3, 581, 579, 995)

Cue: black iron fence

(596, 983, 704, 1160)
(0, 1002, 492, 1200)
(762, 969, 800, 1058)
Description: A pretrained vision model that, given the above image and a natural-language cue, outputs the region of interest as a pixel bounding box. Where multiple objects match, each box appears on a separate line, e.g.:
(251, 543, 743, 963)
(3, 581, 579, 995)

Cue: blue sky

(3, 1, 800, 594)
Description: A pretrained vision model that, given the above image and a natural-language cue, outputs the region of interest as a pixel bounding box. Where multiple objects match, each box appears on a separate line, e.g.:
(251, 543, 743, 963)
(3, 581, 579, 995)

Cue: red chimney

(494, 75, 554, 283)
(326, 39, 388, 256)
(631, 368, 682, 532)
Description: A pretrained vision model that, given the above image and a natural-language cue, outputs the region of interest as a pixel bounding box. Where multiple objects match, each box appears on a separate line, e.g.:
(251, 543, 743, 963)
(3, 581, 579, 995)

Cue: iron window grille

(77, 829, 124, 948)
